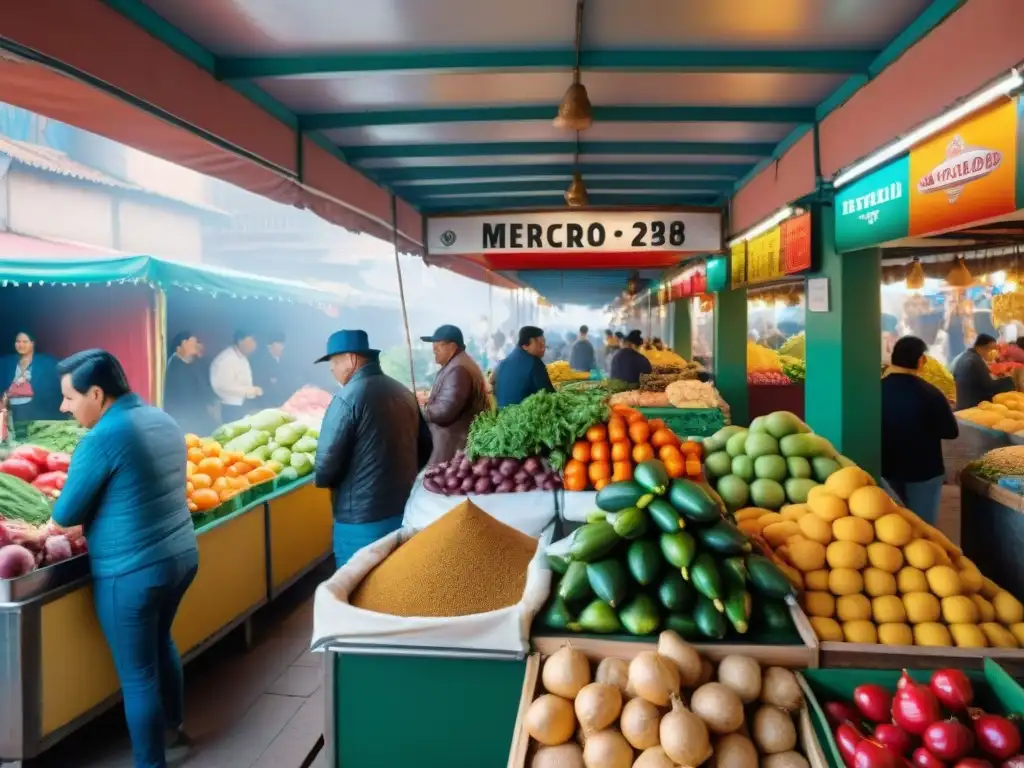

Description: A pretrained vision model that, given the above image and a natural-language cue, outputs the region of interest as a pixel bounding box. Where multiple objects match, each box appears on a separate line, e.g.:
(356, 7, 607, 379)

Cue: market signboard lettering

(746, 226, 783, 285)
(834, 155, 910, 253)
(730, 241, 747, 288)
(426, 210, 722, 256)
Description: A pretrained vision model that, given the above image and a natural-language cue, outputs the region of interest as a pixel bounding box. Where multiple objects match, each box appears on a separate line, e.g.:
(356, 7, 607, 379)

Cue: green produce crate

(637, 406, 726, 438)
(801, 660, 1024, 768)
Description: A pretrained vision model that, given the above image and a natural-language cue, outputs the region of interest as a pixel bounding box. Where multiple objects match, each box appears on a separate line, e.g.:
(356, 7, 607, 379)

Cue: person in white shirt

(209, 330, 262, 423)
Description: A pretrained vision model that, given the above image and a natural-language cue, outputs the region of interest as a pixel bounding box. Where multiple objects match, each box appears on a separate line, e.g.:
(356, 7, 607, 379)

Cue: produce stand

(0, 477, 329, 762)
(960, 470, 1024, 611)
(945, 419, 1013, 484)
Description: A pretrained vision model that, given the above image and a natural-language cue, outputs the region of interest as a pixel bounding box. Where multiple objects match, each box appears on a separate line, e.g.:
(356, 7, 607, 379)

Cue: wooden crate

(509, 632, 826, 768)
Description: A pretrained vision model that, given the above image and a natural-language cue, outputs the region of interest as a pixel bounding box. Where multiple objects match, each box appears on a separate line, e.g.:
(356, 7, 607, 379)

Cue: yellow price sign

(730, 241, 747, 288)
(747, 226, 783, 284)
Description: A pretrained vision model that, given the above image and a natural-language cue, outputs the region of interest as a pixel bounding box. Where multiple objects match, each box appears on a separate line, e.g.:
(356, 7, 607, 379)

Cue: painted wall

(7, 170, 114, 248)
(118, 199, 202, 262)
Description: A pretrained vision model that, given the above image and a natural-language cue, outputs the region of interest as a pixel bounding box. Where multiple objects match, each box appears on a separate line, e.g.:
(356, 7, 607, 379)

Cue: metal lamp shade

(564, 172, 589, 207)
(553, 82, 593, 131)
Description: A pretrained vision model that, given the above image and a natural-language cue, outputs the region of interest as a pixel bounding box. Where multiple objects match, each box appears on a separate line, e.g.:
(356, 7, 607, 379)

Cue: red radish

(856, 739, 900, 768)
(1001, 756, 1024, 768)
(894, 677, 943, 736)
(973, 714, 1022, 760)
(954, 760, 993, 768)
(875, 723, 917, 756)
(829, 700, 865, 725)
(837, 723, 865, 766)
(923, 721, 975, 762)
(898, 671, 916, 690)
(912, 747, 948, 768)
(931, 670, 974, 711)
(855, 684, 895, 723)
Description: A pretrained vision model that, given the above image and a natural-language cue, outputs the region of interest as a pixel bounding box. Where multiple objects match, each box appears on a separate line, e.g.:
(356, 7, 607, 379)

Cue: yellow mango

(810, 616, 844, 642)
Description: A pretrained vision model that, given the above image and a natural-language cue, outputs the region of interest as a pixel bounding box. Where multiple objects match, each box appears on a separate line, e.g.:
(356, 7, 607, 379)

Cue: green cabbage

(248, 409, 293, 432)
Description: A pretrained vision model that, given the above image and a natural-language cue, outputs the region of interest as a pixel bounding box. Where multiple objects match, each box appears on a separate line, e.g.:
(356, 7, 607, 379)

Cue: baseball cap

(420, 324, 465, 346)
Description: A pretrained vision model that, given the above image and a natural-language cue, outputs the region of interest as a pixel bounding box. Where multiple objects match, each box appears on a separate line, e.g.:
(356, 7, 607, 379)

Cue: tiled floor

(25, 564, 332, 768)
(16, 487, 967, 768)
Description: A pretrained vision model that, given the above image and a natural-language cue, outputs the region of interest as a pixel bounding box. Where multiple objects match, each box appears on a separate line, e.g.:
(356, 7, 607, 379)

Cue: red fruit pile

(826, 669, 1022, 768)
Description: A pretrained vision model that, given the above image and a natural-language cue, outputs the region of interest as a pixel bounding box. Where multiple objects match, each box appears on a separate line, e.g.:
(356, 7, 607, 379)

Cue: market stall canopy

(0, 255, 343, 310)
(0, 1, 964, 253)
(510, 268, 663, 308)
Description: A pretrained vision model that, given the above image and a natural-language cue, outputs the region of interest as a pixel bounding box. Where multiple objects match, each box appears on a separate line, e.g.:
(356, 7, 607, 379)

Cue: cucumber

(697, 520, 752, 556)
(568, 522, 620, 562)
(690, 553, 725, 612)
(557, 562, 591, 604)
(546, 554, 570, 575)
(626, 540, 663, 586)
(758, 600, 795, 632)
(659, 531, 697, 572)
(570, 599, 622, 634)
(668, 478, 722, 523)
(721, 556, 749, 588)
(658, 571, 696, 613)
(634, 460, 670, 495)
(595, 480, 649, 512)
(723, 587, 752, 634)
(539, 597, 574, 630)
(647, 499, 685, 533)
(586, 559, 629, 608)
(664, 613, 703, 641)
(619, 593, 661, 636)
(694, 594, 728, 640)
(746, 554, 797, 599)
(610, 507, 649, 540)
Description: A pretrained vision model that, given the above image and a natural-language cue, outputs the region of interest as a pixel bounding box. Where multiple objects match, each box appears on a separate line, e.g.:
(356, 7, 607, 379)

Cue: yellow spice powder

(350, 500, 538, 617)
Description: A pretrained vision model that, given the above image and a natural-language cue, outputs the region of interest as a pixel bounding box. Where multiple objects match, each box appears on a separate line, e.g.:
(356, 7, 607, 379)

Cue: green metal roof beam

(300, 105, 814, 129)
(217, 49, 876, 79)
(375, 162, 752, 182)
(343, 141, 776, 161)
(420, 193, 721, 212)
(401, 179, 735, 197)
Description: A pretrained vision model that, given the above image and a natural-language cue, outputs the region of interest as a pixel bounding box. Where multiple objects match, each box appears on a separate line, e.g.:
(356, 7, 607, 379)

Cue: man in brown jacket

(420, 325, 489, 464)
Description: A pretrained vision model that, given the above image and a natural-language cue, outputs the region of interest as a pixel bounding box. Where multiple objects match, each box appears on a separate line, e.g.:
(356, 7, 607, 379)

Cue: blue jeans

(333, 515, 403, 569)
(883, 475, 945, 527)
(93, 550, 199, 768)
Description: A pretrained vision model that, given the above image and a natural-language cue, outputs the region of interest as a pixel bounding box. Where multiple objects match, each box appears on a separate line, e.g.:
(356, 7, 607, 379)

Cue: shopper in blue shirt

(494, 326, 555, 408)
(52, 349, 198, 768)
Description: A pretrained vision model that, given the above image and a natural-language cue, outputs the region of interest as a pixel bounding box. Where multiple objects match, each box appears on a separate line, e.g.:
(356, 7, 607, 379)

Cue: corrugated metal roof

(0, 136, 226, 213)
(0, 135, 139, 189)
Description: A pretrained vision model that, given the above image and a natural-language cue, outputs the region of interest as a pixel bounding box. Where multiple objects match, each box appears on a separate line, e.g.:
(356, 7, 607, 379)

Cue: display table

(960, 471, 1024, 605)
(944, 419, 1013, 484)
(0, 478, 331, 762)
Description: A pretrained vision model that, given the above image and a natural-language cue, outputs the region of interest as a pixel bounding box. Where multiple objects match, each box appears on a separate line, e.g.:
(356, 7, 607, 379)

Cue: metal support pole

(390, 196, 417, 393)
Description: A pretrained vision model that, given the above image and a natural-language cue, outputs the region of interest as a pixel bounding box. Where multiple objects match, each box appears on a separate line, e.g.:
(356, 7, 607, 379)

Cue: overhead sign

(426, 210, 722, 256)
(834, 97, 1021, 252)
(746, 226, 783, 285)
(781, 212, 812, 273)
(730, 242, 747, 288)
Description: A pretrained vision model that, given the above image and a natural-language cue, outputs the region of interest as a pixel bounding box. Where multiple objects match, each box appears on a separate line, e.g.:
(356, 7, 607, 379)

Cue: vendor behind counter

(493, 326, 554, 409)
(951, 334, 1018, 410)
(1, 330, 63, 436)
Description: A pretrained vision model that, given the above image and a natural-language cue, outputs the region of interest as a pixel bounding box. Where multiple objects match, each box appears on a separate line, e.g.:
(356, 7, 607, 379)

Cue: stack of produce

(780, 355, 805, 383)
(422, 451, 561, 496)
(920, 356, 956, 401)
(0, 444, 70, 500)
(23, 420, 88, 454)
(748, 342, 783, 374)
(703, 413, 848, 514)
(748, 343, 803, 385)
(0, 519, 86, 579)
(638, 364, 702, 395)
(824, 670, 1021, 766)
(607, 390, 672, 408)
(523, 636, 810, 767)
(212, 408, 318, 481)
(992, 289, 1024, 328)
(778, 332, 805, 360)
(466, 390, 608, 469)
(185, 434, 279, 513)
(640, 348, 690, 368)
(350, 499, 537, 617)
(664, 379, 721, 409)
(562, 407, 701, 492)
(956, 392, 1024, 435)
(739, 462, 1024, 647)
(541, 458, 796, 639)
(0, 471, 52, 526)
(548, 360, 591, 384)
(280, 386, 333, 426)
(969, 444, 1024, 481)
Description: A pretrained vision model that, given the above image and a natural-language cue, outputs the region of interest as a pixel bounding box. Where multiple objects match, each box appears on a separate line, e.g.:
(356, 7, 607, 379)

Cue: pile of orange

(562, 405, 703, 492)
(185, 434, 277, 513)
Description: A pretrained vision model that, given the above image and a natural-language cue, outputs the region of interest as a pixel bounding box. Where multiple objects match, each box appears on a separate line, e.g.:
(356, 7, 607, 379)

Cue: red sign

(781, 213, 812, 274)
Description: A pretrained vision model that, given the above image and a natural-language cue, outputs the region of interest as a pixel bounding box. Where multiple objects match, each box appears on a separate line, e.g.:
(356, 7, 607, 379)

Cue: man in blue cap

(420, 324, 489, 464)
(494, 326, 555, 408)
(314, 330, 432, 567)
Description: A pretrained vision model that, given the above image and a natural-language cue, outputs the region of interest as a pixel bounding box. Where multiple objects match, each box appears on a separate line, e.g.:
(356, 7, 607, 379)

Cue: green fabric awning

(0, 255, 340, 309)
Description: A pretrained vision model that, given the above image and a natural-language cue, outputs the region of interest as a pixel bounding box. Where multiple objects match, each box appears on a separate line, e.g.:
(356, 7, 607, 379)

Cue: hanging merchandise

(946, 257, 974, 288)
(906, 257, 926, 289)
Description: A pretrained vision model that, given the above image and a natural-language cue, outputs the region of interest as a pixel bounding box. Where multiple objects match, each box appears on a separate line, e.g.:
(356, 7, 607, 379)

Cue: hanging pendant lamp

(906, 257, 925, 289)
(564, 170, 589, 207)
(554, 0, 592, 131)
(946, 257, 973, 288)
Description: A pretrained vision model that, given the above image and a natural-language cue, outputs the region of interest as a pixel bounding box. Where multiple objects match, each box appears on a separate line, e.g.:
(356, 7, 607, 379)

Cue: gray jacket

(951, 349, 1015, 410)
(314, 362, 432, 524)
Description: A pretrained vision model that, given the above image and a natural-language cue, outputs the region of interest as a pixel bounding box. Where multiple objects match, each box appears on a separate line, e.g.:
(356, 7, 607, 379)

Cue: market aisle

(26, 564, 331, 768)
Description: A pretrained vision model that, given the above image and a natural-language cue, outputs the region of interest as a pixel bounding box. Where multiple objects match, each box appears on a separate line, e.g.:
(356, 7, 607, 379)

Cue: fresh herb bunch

(466, 390, 609, 468)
